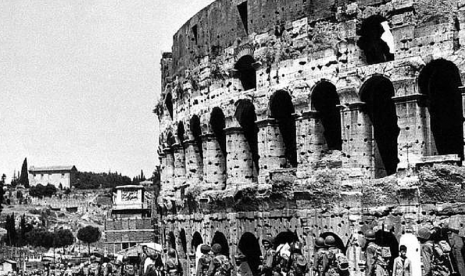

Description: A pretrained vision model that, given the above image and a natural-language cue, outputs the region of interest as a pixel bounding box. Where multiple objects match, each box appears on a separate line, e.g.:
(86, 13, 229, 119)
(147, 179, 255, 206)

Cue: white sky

(0, 0, 215, 181)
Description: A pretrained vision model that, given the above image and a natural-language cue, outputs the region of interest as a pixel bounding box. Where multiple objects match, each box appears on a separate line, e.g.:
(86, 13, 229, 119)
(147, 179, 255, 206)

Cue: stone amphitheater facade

(154, 0, 465, 275)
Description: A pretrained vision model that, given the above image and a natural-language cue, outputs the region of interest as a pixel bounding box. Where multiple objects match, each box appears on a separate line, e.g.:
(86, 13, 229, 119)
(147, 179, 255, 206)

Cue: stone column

(225, 127, 254, 188)
(296, 111, 326, 167)
(183, 140, 203, 185)
(340, 103, 373, 176)
(162, 148, 175, 196)
(393, 94, 429, 169)
(173, 143, 187, 199)
(256, 118, 286, 185)
(201, 133, 226, 189)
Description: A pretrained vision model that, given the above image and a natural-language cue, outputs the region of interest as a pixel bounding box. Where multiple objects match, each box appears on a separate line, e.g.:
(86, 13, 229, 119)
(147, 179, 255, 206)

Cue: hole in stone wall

(177, 121, 185, 146)
(238, 232, 261, 275)
(361, 76, 399, 177)
(270, 90, 297, 167)
(418, 59, 464, 160)
(180, 229, 187, 255)
(235, 99, 259, 173)
(235, 55, 257, 91)
(237, 1, 248, 34)
(319, 232, 346, 254)
(190, 115, 204, 159)
(210, 107, 227, 158)
(191, 231, 203, 253)
(357, 15, 394, 65)
(311, 82, 342, 150)
(168, 231, 176, 250)
(165, 93, 174, 119)
(192, 24, 198, 44)
(212, 231, 230, 256)
(167, 132, 176, 147)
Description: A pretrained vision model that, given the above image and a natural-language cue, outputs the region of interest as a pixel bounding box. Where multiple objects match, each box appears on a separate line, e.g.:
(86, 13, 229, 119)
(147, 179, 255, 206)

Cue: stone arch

(418, 59, 464, 160)
(165, 93, 174, 119)
(177, 121, 186, 146)
(274, 230, 298, 249)
(190, 115, 204, 159)
(311, 81, 342, 150)
(360, 75, 400, 177)
(238, 232, 261, 276)
(320, 232, 346, 254)
(211, 231, 230, 256)
(357, 15, 394, 65)
(235, 55, 257, 91)
(210, 107, 227, 158)
(168, 231, 176, 250)
(270, 90, 297, 167)
(375, 229, 399, 271)
(191, 231, 203, 253)
(235, 99, 259, 173)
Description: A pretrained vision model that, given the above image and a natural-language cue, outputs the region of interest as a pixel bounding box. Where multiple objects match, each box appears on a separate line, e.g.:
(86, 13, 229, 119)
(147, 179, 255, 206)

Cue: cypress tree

(19, 158, 29, 188)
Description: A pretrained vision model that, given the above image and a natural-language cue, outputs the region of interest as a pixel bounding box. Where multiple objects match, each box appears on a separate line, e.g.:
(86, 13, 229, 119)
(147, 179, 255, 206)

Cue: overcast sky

(0, 0, 215, 181)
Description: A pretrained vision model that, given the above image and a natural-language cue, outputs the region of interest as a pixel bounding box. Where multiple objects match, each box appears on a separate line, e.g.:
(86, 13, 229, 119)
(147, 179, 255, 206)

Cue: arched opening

(180, 229, 187, 255)
(177, 122, 186, 146)
(191, 231, 203, 253)
(311, 82, 342, 150)
(168, 231, 176, 250)
(320, 232, 346, 254)
(270, 90, 297, 167)
(235, 99, 259, 173)
(190, 115, 203, 159)
(238, 232, 261, 276)
(165, 93, 174, 119)
(357, 15, 394, 64)
(274, 230, 298, 249)
(235, 55, 257, 91)
(211, 231, 230, 256)
(210, 107, 227, 158)
(375, 229, 399, 272)
(360, 76, 399, 177)
(418, 59, 464, 160)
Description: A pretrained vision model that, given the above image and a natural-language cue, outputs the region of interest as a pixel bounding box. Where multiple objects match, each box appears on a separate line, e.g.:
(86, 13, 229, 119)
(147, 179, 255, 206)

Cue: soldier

(365, 230, 388, 276)
(325, 235, 342, 276)
(417, 228, 433, 276)
(89, 256, 101, 276)
(235, 250, 253, 276)
(165, 249, 183, 276)
(259, 237, 275, 276)
(287, 242, 308, 276)
(313, 237, 328, 276)
(196, 245, 212, 276)
(207, 244, 232, 276)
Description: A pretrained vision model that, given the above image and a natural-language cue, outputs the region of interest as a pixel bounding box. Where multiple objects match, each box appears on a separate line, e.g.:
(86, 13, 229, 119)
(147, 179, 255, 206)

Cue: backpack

(380, 247, 391, 258)
(291, 254, 308, 276)
(214, 255, 232, 276)
(336, 253, 349, 271)
(434, 241, 452, 257)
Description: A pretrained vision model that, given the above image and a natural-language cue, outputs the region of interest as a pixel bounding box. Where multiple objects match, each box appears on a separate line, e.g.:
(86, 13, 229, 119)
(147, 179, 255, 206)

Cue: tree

(77, 225, 101, 254)
(0, 174, 4, 213)
(5, 214, 17, 246)
(19, 158, 29, 188)
(54, 229, 74, 253)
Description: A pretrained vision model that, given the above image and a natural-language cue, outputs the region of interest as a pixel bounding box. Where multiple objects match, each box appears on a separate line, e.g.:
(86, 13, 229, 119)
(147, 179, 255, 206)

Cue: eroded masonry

(154, 0, 465, 275)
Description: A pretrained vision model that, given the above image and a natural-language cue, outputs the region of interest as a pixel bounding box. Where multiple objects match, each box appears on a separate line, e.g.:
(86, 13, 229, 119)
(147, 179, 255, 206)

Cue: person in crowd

(392, 245, 412, 276)
(287, 241, 308, 276)
(365, 230, 388, 276)
(235, 250, 253, 276)
(418, 228, 434, 276)
(314, 237, 328, 276)
(165, 249, 183, 276)
(259, 237, 276, 276)
(207, 244, 232, 276)
(197, 245, 212, 276)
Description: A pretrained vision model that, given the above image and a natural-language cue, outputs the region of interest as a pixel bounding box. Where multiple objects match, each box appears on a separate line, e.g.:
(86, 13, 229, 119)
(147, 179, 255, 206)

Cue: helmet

(324, 235, 336, 247)
(365, 230, 376, 241)
(211, 243, 222, 254)
(168, 248, 176, 257)
(90, 256, 96, 261)
(418, 228, 431, 240)
(315, 237, 326, 248)
(262, 236, 274, 245)
(200, 244, 211, 254)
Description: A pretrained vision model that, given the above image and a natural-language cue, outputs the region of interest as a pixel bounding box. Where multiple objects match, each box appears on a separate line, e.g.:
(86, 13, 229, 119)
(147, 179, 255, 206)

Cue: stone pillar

(183, 140, 203, 185)
(225, 127, 254, 188)
(256, 118, 286, 185)
(173, 143, 187, 199)
(296, 111, 326, 167)
(340, 103, 373, 176)
(201, 134, 226, 189)
(393, 94, 428, 169)
(162, 148, 175, 196)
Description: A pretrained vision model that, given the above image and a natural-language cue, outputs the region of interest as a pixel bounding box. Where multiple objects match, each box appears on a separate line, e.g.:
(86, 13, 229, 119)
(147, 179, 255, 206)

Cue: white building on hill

(28, 166, 77, 189)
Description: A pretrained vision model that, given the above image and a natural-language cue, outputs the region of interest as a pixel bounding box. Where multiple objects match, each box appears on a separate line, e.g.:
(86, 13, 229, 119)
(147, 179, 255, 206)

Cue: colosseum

(154, 0, 465, 276)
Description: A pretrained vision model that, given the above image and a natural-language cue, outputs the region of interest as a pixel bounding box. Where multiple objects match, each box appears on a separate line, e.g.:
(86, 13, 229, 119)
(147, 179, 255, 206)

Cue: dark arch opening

(190, 115, 204, 159)
(165, 93, 174, 119)
(168, 231, 176, 250)
(418, 59, 464, 160)
(210, 107, 227, 158)
(177, 122, 185, 146)
(180, 229, 187, 255)
(357, 15, 394, 65)
(360, 76, 399, 177)
(167, 132, 176, 147)
(238, 233, 261, 276)
(312, 82, 342, 150)
(320, 232, 346, 254)
(211, 231, 230, 256)
(235, 55, 257, 91)
(191, 232, 203, 253)
(270, 90, 297, 167)
(274, 230, 298, 249)
(235, 99, 259, 173)
(375, 230, 399, 272)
